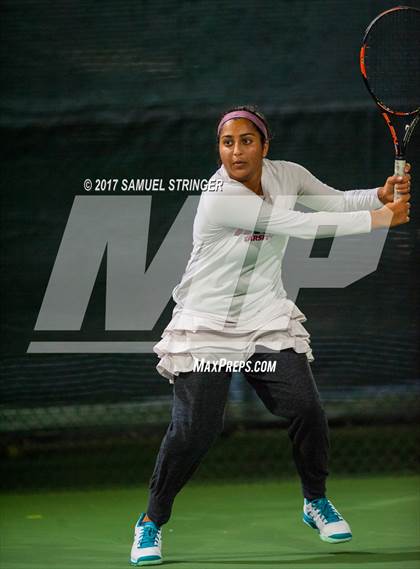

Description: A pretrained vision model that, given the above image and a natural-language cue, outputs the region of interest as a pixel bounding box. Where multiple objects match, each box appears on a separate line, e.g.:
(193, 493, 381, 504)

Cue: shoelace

(309, 498, 342, 524)
(138, 523, 161, 548)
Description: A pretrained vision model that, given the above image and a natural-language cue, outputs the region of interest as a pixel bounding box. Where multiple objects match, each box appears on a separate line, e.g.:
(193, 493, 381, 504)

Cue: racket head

(360, 6, 420, 116)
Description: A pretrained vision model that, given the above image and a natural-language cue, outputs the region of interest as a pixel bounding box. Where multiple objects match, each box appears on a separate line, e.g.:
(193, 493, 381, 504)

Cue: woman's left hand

(378, 163, 411, 204)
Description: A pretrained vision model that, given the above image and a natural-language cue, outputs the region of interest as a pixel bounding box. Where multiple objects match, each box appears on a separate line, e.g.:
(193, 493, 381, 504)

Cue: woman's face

(218, 118, 269, 185)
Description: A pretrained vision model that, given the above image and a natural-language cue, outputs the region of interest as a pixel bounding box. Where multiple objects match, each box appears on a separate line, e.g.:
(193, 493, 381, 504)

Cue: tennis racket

(360, 5, 420, 201)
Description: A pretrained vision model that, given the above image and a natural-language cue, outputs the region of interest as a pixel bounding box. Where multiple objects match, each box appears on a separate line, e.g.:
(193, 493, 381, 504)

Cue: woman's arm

(202, 188, 373, 239)
(370, 195, 411, 228)
(376, 163, 411, 203)
(201, 180, 410, 240)
(293, 162, 410, 212)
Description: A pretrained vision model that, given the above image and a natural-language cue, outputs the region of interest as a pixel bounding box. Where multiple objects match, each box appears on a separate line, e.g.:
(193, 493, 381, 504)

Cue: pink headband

(217, 110, 268, 141)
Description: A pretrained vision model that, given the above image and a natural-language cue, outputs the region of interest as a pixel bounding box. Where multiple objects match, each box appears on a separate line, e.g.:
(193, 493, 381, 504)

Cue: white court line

(345, 494, 418, 511)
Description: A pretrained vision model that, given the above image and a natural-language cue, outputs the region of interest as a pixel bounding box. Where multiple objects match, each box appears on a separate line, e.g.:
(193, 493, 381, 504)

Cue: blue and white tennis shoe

(303, 497, 352, 543)
(130, 512, 163, 566)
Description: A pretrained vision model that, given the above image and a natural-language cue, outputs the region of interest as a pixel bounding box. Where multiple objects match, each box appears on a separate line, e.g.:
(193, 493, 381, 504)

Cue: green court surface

(1, 476, 419, 569)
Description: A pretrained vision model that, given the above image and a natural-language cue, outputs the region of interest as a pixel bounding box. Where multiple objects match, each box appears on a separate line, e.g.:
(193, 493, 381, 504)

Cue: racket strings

(364, 9, 420, 113)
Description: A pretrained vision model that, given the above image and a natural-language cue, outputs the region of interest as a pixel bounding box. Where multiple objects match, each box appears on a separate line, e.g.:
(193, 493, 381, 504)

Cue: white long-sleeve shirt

(154, 159, 383, 382)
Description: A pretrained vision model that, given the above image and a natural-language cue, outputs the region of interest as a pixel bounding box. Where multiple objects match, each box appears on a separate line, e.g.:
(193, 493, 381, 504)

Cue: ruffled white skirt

(154, 299, 314, 383)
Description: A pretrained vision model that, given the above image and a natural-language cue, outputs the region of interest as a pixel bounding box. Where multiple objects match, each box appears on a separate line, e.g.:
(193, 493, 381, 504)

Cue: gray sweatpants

(147, 348, 329, 526)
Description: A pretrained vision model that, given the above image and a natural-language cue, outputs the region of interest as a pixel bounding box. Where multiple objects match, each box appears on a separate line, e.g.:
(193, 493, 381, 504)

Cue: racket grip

(393, 158, 406, 202)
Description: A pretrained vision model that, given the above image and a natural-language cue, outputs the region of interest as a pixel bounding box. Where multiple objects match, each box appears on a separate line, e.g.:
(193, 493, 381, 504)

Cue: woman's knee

(166, 416, 224, 452)
(300, 398, 328, 425)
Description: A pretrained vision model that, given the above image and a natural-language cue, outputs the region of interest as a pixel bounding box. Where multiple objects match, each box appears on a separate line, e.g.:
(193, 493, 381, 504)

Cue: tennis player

(130, 106, 411, 566)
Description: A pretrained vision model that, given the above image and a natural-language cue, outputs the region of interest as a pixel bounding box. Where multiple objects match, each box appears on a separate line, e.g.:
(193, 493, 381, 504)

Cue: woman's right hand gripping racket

(360, 5, 420, 202)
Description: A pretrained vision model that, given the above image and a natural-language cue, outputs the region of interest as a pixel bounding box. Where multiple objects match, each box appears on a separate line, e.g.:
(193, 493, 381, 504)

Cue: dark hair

(216, 105, 272, 144)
